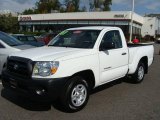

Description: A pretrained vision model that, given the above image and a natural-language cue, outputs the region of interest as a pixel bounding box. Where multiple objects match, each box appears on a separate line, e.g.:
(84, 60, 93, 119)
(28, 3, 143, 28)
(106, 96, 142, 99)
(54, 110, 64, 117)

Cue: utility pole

(129, 0, 135, 43)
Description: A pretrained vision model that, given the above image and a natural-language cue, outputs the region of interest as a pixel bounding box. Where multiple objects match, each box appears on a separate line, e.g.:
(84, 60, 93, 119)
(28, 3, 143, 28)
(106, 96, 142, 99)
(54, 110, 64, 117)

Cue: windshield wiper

(48, 45, 74, 48)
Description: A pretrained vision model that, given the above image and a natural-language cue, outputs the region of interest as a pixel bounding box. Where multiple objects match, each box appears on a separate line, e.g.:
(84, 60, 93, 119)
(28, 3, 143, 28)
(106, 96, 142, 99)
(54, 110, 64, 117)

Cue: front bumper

(2, 70, 69, 102)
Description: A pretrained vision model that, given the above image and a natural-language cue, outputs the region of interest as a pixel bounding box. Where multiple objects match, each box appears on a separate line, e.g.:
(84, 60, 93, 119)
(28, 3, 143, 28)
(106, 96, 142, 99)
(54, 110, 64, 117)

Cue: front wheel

(131, 62, 145, 83)
(60, 76, 89, 112)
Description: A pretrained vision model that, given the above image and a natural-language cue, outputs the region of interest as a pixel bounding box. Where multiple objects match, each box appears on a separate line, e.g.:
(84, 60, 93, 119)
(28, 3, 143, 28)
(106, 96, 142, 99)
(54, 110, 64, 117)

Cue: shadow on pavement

(1, 88, 51, 111)
(1, 77, 133, 113)
(91, 78, 124, 94)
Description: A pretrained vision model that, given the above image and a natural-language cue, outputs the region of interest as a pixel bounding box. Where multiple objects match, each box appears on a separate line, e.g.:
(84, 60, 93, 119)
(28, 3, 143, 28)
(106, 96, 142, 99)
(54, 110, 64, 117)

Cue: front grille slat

(7, 56, 32, 78)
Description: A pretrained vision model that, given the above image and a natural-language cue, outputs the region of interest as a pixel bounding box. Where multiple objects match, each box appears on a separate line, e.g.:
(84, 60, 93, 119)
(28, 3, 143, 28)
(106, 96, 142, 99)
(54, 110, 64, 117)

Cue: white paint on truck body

(10, 26, 154, 88)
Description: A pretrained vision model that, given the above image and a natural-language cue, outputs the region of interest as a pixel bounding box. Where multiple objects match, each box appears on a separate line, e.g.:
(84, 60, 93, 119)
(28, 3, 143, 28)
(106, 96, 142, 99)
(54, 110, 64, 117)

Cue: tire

(131, 62, 145, 83)
(60, 76, 89, 112)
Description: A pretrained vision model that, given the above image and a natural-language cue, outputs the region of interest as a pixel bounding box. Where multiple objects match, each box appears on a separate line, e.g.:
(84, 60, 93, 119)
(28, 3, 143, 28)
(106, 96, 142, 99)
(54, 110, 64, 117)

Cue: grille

(7, 56, 33, 78)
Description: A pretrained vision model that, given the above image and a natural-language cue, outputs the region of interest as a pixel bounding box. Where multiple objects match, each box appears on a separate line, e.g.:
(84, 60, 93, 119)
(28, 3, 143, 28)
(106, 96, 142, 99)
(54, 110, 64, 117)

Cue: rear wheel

(60, 76, 89, 112)
(131, 62, 145, 83)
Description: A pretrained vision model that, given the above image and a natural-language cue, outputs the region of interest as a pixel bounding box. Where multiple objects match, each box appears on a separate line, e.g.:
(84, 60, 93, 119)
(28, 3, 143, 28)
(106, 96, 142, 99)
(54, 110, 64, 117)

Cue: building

(18, 11, 144, 40)
(142, 14, 160, 38)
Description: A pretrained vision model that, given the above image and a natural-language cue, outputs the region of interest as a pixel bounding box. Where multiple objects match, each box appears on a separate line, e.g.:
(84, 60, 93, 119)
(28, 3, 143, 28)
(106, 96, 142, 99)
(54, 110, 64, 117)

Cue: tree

(47, 0, 60, 12)
(94, 0, 100, 8)
(89, 0, 95, 11)
(65, 0, 80, 12)
(73, 0, 80, 12)
(81, 6, 87, 12)
(89, 0, 112, 11)
(103, 0, 112, 11)
(35, 1, 48, 13)
(22, 0, 112, 14)
(23, 8, 35, 15)
(0, 14, 19, 33)
(35, 0, 60, 13)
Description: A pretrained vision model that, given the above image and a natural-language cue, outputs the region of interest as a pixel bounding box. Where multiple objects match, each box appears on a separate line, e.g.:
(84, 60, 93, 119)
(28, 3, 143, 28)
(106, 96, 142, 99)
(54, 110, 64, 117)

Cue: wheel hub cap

(71, 84, 87, 107)
(138, 66, 144, 80)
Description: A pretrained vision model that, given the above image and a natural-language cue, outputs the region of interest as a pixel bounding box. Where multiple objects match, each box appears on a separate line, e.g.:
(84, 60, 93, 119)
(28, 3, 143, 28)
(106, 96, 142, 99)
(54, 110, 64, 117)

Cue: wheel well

(72, 70, 95, 89)
(140, 56, 148, 74)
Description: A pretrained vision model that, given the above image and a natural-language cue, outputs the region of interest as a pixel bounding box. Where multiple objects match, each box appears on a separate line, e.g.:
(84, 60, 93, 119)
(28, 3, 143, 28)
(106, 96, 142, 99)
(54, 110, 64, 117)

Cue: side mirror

(100, 41, 115, 51)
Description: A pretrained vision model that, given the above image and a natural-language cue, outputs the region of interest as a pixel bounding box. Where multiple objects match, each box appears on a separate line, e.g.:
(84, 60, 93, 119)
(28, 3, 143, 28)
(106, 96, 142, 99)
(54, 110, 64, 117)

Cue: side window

(19, 36, 27, 41)
(27, 36, 36, 41)
(112, 30, 122, 48)
(100, 30, 122, 50)
(0, 43, 5, 48)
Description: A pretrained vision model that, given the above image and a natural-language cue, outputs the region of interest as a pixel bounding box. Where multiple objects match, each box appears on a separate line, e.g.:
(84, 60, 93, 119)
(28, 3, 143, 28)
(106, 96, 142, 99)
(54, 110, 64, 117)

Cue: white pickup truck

(2, 26, 154, 112)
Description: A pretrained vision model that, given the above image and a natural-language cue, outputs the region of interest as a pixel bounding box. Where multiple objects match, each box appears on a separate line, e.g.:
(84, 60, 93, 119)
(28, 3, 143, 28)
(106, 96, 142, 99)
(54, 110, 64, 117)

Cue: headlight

(32, 61, 59, 77)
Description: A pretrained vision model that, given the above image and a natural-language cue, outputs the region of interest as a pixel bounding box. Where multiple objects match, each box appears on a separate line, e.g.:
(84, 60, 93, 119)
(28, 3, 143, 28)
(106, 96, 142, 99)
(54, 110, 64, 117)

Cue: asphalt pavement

(0, 43, 160, 120)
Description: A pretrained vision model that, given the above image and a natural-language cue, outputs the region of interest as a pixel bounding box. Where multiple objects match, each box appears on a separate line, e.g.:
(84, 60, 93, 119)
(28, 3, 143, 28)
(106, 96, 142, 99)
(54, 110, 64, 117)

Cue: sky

(0, 0, 160, 15)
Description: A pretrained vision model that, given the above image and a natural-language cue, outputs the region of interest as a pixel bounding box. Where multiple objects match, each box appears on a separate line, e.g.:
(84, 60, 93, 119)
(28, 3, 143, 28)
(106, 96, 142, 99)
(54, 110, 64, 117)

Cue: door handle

(122, 53, 127, 55)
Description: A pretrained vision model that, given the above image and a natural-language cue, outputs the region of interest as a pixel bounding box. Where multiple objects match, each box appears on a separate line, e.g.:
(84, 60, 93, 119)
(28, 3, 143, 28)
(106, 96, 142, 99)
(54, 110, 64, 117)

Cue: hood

(13, 44, 35, 50)
(10, 46, 94, 61)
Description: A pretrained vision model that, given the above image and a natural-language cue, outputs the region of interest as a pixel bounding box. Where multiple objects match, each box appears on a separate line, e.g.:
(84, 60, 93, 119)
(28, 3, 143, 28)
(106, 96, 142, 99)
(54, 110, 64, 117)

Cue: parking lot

(0, 43, 159, 120)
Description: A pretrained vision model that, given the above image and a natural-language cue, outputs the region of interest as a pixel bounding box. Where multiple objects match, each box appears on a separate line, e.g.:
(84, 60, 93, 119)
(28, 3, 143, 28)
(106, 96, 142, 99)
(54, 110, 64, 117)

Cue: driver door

(99, 30, 128, 84)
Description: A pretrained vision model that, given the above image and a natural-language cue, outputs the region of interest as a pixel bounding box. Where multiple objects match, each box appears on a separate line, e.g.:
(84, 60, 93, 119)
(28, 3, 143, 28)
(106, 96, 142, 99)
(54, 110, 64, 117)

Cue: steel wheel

(71, 84, 87, 107)
(131, 62, 145, 83)
(60, 76, 89, 112)
(138, 66, 144, 81)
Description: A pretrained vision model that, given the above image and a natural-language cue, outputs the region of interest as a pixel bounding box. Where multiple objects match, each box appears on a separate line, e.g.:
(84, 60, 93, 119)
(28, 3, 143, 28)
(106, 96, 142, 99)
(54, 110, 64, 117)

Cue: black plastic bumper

(1, 70, 69, 102)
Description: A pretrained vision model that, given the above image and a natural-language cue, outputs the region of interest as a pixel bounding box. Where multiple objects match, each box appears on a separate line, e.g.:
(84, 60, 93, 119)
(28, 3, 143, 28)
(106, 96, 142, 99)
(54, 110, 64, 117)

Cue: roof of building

(145, 14, 160, 19)
(18, 11, 144, 24)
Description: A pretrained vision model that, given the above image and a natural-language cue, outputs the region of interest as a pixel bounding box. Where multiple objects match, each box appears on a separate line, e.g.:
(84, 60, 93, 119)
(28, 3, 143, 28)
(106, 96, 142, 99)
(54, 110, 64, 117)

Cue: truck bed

(128, 44, 154, 74)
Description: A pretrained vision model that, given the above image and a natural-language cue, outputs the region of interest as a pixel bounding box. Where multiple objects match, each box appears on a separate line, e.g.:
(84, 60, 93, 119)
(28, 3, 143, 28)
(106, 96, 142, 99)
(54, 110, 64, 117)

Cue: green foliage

(35, 0, 60, 14)
(81, 6, 87, 12)
(72, 0, 80, 12)
(64, 0, 80, 12)
(0, 14, 19, 33)
(23, 8, 36, 15)
(22, 0, 60, 14)
(89, 0, 112, 11)
(94, 0, 100, 8)
(103, 0, 112, 11)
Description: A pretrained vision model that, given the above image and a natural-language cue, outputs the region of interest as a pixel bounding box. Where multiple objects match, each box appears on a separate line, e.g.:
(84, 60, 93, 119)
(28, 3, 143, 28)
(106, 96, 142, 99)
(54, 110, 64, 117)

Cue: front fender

(52, 54, 100, 86)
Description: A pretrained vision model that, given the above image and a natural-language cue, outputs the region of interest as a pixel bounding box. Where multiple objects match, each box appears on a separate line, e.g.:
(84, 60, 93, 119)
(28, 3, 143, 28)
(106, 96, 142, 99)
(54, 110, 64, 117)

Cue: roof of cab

(67, 26, 120, 30)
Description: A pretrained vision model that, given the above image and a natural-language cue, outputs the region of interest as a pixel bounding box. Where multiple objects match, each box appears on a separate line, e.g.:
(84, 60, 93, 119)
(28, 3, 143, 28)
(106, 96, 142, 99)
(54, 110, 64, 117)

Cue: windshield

(0, 32, 23, 46)
(48, 30, 101, 49)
